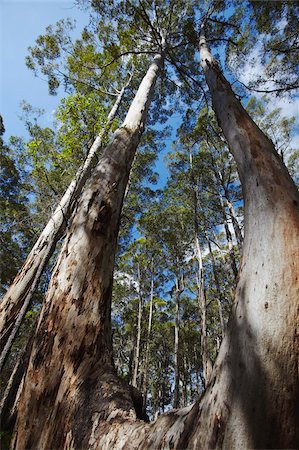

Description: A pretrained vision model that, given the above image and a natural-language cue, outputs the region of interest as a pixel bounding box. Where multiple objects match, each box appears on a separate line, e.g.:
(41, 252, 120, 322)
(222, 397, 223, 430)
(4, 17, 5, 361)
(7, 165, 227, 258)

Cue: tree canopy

(0, 1, 298, 448)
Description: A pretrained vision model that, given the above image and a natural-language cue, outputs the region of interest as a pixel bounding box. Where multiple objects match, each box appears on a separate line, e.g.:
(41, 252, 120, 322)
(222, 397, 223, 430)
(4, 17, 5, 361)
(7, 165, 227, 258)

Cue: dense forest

(0, 0, 299, 448)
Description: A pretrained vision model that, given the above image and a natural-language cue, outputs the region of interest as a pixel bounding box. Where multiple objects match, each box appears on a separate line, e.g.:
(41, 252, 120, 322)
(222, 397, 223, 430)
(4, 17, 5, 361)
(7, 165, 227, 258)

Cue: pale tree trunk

(132, 263, 143, 388)
(189, 149, 212, 387)
(173, 275, 181, 409)
(225, 195, 243, 253)
(219, 193, 239, 281)
(0, 325, 36, 432)
(142, 260, 154, 414)
(11, 53, 164, 449)
(213, 163, 243, 253)
(0, 83, 128, 370)
(206, 233, 225, 339)
(212, 230, 235, 302)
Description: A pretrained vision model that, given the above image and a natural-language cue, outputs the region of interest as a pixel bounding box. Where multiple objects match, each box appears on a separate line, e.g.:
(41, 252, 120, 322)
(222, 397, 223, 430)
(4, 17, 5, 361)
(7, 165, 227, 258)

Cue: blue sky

(0, 0, 90, 138)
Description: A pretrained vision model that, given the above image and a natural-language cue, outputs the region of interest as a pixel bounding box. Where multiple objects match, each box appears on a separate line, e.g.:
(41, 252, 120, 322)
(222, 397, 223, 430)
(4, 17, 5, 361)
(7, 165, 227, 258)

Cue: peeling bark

(11, 53, 163, 449)
(0, 84, 128, 369)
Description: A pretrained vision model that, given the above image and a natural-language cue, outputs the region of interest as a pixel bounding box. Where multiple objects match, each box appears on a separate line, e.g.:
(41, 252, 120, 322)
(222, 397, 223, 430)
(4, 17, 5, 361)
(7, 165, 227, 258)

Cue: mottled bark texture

(0, 85, 127, 369)
(11, 54, 163, 449)
(184, 26, 299, 449)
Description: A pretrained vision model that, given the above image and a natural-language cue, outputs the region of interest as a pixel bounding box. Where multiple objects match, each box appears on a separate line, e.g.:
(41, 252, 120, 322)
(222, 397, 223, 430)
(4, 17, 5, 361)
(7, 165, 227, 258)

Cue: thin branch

(207, 37, 238, 47)
(99, 50, 157, 76)
(236, 78, 299, 94)
(55, 68, 118, 96)
(207, 17, 241, 32)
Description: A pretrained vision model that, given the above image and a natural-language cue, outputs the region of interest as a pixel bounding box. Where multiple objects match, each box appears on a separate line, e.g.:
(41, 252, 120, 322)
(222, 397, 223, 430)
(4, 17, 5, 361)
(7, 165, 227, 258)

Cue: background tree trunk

(173, 275, 181, 409)
(142, 262, 154, 414)
(189, 149, 213, 386)
(132, 263, 143, 388)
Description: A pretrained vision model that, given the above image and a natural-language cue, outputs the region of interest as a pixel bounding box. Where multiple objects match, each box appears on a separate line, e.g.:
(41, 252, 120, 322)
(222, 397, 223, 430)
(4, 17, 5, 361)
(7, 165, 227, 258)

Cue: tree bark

(181, 25, 299, 449)
(142, 260, 154, 414)
(189, 149, 212, 387)
(173, 275, 181, 409)
(206, 234, 225, 339)
(132, 263, 143, 388)
(11, 53, 163, 450)
(0, 83, 128, 370)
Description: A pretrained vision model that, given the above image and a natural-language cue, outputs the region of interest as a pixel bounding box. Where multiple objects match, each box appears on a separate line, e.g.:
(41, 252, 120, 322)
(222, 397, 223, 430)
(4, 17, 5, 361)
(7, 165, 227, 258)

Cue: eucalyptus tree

(11, 0, 196, 441)
(8, 1, 299, 448)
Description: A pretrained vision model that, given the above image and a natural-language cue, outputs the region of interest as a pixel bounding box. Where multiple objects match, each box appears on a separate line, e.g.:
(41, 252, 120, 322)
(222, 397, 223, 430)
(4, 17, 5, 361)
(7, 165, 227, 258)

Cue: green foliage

(0, 116, 33, 294)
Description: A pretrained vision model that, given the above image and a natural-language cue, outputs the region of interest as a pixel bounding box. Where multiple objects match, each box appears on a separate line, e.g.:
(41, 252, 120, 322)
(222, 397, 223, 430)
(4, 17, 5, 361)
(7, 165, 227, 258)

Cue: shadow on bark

(224, 282, 298, 449)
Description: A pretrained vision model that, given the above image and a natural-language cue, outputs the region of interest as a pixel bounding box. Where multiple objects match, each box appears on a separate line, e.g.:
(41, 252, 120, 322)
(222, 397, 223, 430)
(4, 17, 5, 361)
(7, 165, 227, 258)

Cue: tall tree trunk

(142, 261, 154, 414)
(181, 25, 299, 449)
(0, 325, 36, 433)
(132, 263, 143, 388)
(11, 53, 163, 450)
(219, 193, 239, 281)
(206, 233, 225, 339)
(173, 275, 181, 409)
(189, 149, 212, 387)
(213, 162, 244, 253)
(0, 83, 129, 370)
(225, 195, 243, 253)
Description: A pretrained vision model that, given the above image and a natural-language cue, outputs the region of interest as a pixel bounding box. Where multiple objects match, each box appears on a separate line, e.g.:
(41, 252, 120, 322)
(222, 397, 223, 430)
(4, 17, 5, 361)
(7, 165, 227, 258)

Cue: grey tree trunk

(142, 261, 154, 414)
(173, 275, 181, 409)
(132, 263, 143, 388)
(212, 160, 243, 253)
(189, 149, 212, 386)
(219, 193, 239, 281)
(0, 325, 36, 432)
(182, 25, 299, 449)
(0, 83, 128, 370)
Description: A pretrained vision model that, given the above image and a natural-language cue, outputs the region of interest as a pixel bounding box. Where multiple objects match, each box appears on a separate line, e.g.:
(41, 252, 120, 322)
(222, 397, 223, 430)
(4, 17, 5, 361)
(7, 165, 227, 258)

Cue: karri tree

(1, 1, 298, 448)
